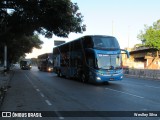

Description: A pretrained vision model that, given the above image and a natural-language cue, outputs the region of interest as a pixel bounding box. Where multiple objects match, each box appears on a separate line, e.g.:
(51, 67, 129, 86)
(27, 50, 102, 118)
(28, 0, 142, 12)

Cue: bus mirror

(121, 49, 130, 58)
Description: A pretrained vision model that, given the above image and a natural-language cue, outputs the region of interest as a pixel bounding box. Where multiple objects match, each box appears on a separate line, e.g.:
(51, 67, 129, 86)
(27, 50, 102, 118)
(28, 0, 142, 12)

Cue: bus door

(83, 49, 96, 81)
(60, 53, 70, 76)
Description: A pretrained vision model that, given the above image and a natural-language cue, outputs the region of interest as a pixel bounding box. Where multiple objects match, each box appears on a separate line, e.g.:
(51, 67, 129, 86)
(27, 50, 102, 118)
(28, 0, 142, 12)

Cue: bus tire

(57, 70, 62, 77)
(57, 70, 60, 77)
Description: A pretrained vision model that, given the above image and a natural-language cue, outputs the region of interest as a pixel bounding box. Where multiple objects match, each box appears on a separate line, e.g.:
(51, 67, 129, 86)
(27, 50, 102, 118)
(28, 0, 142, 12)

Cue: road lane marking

(59, 117, 65, 119)
(25, 74, 47, 102)
(144, 85, 160, 89)
(40, 93, 45, 97)
(105, 88, 144, 99)
(122, 82, 160, 89)
(36, 89, 40, 92)
(25, 73, 63, 119)
(142, 108, 148, 111)
(54, 111, 64, 119)
(45, 100, 52, 106)
(25, 74, 34, 86)
(25, 74, 41, 93)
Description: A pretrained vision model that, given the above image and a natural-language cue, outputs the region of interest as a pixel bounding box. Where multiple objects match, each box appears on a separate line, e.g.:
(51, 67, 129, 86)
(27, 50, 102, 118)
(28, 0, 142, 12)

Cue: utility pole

(112, 20, 114, 36)
(4, 44, 7, 75)
(0, 9, 8, 75)
(128, 26, 130, 48)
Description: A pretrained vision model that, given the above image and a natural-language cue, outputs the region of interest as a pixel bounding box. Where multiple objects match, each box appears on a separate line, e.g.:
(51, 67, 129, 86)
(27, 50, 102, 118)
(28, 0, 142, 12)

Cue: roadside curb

(0, 70, 14, 105)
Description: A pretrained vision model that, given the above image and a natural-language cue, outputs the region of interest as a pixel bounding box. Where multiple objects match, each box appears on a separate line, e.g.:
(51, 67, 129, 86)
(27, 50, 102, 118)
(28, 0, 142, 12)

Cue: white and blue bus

(53, 35, 129, 83)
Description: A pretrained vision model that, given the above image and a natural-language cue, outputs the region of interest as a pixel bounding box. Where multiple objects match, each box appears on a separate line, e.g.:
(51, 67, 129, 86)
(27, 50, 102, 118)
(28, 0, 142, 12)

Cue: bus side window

(94, 39, 104, 47)
(83, 37, 93, 48)
(86, 51, 95, 68)
(75, 56, 81, 67)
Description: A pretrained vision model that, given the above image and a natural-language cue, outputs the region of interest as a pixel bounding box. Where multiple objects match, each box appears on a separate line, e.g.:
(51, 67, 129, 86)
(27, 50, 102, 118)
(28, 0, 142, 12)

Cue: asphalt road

(0, 66, 160, 120)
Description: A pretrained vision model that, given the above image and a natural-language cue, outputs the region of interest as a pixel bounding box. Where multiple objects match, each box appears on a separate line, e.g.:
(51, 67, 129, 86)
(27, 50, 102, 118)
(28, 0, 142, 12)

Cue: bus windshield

(93, 36, 120, 49)
(20, 61, 30, 66)
(97, 54, 122, 70)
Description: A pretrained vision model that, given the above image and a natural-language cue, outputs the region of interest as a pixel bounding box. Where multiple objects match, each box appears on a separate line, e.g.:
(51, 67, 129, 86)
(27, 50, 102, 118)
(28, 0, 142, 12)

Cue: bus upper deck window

(83, 37, 93, 48)
(94, 39, 104, 47)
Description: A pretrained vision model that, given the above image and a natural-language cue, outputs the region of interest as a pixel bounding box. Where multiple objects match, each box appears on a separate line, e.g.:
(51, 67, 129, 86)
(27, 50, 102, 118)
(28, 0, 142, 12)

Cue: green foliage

(0, 0, 85, 62)
(1, 35, 43, 63)
(137, 20, 160, 49)
(133, 43, 144, 49)
(0, 0, 85, 38)
(144, 28, 160, 48)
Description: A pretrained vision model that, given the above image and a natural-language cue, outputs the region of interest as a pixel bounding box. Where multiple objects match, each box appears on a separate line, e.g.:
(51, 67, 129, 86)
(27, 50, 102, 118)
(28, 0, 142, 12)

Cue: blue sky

(26, 0, 160, 58)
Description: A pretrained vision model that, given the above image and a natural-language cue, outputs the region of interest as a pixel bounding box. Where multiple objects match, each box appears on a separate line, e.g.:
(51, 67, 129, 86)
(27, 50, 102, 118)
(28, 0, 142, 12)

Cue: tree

(0, 0, 86, 38)
(137, 20, 160, 49)
(0, 35, 43, 63)
(0, 0, 85, 62)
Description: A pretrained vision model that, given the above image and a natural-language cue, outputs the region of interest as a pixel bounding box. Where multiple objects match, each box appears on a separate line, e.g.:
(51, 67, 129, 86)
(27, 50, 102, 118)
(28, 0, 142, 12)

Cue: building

(122, 47, 160, 69)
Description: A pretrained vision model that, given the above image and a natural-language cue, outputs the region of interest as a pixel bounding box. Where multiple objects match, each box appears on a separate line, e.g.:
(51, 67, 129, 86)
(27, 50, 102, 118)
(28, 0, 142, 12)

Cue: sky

(26, 0, 160, 58)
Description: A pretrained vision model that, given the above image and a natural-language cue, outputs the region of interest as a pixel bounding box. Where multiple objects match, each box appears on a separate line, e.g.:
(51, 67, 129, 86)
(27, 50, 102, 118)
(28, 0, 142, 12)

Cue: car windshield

(93, 36, 120, 49)
(97, 54, 122, 70)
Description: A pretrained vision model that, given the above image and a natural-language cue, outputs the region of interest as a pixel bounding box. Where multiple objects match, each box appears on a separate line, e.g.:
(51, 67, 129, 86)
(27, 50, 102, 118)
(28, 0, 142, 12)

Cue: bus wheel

(104, 81, 109, 85)
(57, 70, 61, 77)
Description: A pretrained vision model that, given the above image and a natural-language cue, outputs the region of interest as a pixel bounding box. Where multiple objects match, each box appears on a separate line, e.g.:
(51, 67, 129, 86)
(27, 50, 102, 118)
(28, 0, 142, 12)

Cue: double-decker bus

(37, 53, 53, 72)
(53, 35, 129, 83)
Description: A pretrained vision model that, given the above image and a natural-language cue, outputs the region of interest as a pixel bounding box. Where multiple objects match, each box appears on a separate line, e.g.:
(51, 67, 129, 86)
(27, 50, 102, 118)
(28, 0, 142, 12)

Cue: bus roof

(53, 35, 116, 48)
(20, 59, 31, 61)
(37, 53, 52, 59)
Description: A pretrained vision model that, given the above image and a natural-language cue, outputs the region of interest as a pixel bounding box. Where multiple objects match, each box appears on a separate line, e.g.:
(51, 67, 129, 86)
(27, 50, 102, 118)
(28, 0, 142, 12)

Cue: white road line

(25, 74, 54, 109)
(58, 116, 64, 119)
(105, 88, 144, 99)
(142, 108, 148, 111)
(25, 74, 34, 86)
(144, 85, 160, 89)
(25, 74, 41, 92)
(33, 85, 37, 89)
(36, 89, 40, 92)
(122, 82, 160, 89)
(25, 74, 45, 99)
(45, 100, 52, 106)
(54, 111, 64, 119)
(40, 93, 45, 97)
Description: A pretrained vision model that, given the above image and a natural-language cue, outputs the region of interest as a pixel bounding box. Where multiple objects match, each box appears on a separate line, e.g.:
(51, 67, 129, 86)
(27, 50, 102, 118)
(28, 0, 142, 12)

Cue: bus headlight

(48, 67, 53, 72)
(96, 77, 101, 80)
(48, 68, 51, 71)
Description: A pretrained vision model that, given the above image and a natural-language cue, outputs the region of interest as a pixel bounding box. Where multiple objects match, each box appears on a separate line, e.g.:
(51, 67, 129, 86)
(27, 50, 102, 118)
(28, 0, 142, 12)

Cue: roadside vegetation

(0, 0, 86, 63)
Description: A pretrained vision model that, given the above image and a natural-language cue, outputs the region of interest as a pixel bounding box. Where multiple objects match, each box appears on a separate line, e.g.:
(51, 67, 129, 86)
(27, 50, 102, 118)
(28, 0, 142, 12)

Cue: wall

(124, 68, 160, 79)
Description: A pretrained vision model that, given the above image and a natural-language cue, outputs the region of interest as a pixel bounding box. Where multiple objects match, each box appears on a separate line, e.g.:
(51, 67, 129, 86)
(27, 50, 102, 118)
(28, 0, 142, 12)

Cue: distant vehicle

(37, 53, 53, 72)
(53, 35, 129, 83)
(20, 59, 32, 70)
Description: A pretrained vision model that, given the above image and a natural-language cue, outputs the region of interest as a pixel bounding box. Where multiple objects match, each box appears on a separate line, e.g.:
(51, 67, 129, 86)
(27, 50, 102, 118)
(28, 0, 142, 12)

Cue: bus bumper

(94, 74, 123, 83)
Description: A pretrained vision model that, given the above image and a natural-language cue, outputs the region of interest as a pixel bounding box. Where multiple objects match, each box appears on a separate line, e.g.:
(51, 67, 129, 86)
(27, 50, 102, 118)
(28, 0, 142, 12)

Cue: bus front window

(93, 36, 120, 49)
(97, 54, 122, 70)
